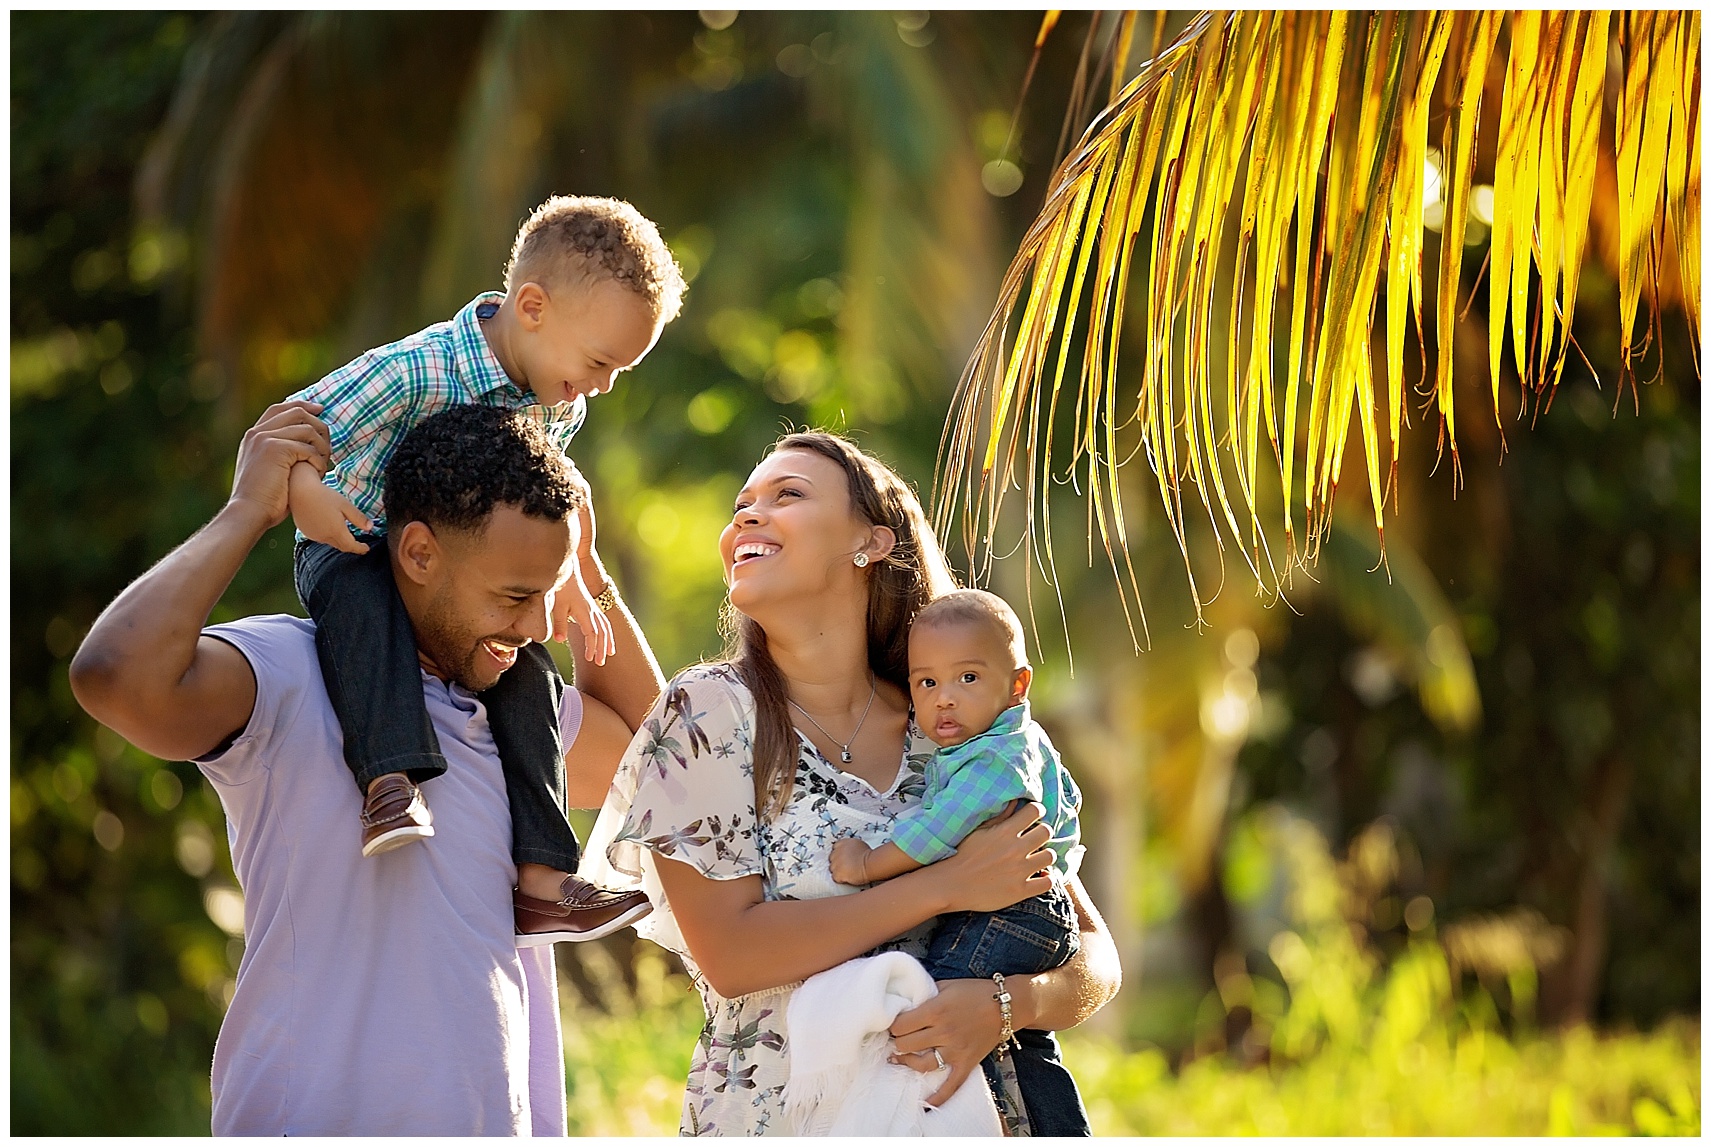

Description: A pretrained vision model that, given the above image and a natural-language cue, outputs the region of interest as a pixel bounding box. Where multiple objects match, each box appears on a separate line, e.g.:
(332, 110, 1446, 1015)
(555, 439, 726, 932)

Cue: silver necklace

(788, 676, 877, 764)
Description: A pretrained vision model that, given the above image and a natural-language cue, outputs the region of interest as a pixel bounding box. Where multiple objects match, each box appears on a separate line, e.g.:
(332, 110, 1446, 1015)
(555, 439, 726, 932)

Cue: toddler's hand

(289, 464, 371, 554)
(553, 565, 615, 665)
(829, 837, 873, 886)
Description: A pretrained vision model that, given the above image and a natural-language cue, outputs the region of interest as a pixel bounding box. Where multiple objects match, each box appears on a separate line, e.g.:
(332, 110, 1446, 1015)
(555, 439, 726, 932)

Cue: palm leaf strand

(935, 10, 1698, 640)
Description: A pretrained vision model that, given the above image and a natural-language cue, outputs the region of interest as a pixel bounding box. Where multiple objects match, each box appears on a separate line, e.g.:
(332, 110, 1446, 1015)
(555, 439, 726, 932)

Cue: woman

(581, 432, 1121, 1136)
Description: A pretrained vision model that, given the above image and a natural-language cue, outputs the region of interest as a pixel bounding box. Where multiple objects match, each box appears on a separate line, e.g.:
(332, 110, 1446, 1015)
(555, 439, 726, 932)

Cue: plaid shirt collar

(454, 291, 530, 401)
(941, 698, 1031, 761)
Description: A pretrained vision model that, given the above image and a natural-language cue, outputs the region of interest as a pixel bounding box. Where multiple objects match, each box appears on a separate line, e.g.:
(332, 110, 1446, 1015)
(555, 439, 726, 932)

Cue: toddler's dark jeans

(922, 882, 1092, 1136)
(294, 538, 582, 873)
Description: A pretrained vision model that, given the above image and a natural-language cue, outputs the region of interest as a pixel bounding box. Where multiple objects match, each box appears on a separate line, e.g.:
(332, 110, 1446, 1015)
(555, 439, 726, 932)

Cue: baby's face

(908, 620, 1026, 748)
(519, 278, 661, 408)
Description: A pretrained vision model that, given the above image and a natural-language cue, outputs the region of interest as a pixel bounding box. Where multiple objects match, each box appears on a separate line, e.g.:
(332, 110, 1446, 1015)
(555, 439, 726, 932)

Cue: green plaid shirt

(892, 700, 1084, 877)
(289, 291, 586, 530)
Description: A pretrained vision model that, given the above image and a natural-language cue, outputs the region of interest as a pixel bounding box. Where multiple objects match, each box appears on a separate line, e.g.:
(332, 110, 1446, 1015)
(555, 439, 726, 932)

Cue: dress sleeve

(579, 665, 765, 956)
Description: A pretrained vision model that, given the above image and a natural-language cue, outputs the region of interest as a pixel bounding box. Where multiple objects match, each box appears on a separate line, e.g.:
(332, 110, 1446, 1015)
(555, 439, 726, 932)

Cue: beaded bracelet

(991, 972, 1020, 1058)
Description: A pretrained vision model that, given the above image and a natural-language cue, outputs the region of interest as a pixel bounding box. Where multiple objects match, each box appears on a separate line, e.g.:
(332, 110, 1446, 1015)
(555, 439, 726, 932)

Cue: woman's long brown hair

(719, 432, 959, 821)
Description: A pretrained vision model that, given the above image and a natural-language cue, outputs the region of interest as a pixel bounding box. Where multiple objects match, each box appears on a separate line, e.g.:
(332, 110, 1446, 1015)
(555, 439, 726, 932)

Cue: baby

(830, 588, 1088, 1131)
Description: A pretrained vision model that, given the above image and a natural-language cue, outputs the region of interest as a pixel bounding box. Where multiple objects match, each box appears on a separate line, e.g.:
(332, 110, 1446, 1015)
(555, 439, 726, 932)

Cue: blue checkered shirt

(892, 700, 1084, 877)
(288, 291, 586, 531)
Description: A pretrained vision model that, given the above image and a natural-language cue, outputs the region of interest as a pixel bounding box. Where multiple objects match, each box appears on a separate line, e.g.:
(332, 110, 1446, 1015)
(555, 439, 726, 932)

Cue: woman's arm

(654, 803, 1054, 1000)
(1012, 875, 1123, 1029)
(887, 875, 1121, 1105)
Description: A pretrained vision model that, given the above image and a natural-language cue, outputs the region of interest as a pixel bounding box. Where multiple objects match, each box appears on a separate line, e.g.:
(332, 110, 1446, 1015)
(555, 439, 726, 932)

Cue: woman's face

(720, 448, 875, 618)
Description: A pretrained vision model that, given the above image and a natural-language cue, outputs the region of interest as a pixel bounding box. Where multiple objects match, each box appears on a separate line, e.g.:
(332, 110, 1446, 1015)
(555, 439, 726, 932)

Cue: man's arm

(69, 401, 332, 761)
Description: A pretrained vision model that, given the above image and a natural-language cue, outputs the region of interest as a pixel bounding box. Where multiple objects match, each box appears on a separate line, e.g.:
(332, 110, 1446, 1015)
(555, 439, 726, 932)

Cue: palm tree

(134, 10, 1007, 449)
(935, 11, 1699, 639)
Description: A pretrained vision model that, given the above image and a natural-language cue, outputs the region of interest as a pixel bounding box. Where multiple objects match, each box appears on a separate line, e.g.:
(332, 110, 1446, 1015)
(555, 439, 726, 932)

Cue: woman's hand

(887, 978, 1004, 1107)
(929, 801, 1054, 914)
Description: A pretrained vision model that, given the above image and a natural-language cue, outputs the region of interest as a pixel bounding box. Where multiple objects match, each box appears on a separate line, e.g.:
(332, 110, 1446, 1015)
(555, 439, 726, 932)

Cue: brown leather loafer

(360, 773, 435, 857)
(515, 875, 652, 946)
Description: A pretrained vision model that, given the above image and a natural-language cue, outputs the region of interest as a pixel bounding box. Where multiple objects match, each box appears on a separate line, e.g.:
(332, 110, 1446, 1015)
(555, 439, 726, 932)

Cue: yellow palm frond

(936, 11, 1699, 638)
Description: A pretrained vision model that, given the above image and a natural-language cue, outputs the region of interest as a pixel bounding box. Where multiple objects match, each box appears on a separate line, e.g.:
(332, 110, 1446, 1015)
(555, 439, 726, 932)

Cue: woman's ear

(864, 525, 898, 564)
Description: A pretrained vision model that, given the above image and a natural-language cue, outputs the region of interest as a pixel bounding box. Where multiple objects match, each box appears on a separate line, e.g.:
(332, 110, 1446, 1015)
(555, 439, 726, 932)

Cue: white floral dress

(580, 664, 1030, 1136)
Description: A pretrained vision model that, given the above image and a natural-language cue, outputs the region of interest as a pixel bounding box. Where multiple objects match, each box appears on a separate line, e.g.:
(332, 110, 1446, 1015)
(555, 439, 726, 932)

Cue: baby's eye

(960, 672, 979, 684)
(917, 677, 936, 689)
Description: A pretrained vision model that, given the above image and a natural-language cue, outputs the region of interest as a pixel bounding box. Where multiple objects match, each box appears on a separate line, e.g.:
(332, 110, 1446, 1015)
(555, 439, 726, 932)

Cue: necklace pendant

(840, 749, 853, 763)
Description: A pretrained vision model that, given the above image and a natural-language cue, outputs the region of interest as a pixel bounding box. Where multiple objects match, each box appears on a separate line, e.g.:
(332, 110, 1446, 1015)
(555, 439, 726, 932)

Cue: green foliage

(1063, 809, 1701, 1135)
(548, 811, 1701, 1136)
(11, 13, 257, 1135)
(559, 946, 705, 1135)
(1063, 1018, 1701, 1135)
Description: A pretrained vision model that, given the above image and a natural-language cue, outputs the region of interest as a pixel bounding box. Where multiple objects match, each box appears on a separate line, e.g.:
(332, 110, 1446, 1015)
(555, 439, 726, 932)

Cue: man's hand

(228, 400, 334, 530)
(829, 837, 873, 885)
(70, 400, 332, 762)
(289, 463, 372, 553)
(552, 564, 615, 665)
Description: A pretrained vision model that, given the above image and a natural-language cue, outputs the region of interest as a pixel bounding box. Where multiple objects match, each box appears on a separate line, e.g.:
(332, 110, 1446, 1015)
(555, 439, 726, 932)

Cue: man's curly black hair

(382, 405, 582, 537)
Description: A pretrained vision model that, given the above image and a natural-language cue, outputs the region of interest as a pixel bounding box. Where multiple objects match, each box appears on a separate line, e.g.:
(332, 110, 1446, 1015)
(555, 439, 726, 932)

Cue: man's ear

(1010, 665, 1032, 704)
(392, 520, 442, 587)
(515, 281, 548, 329)
(863, 525, 898, 565)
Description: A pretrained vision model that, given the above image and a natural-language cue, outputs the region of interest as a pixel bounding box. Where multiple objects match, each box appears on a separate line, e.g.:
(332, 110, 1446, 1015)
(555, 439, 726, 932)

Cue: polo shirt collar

(453, 291, 527, 400)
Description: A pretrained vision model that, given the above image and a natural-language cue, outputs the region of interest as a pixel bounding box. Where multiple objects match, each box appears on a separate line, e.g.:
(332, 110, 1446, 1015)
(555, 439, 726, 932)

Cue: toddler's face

(908, 620, 1028, 748)
(519, 278, 661, 407)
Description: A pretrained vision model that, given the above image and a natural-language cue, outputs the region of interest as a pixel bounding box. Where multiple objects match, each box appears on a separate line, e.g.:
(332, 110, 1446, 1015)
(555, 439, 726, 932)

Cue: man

(69, 400, 665, 1134)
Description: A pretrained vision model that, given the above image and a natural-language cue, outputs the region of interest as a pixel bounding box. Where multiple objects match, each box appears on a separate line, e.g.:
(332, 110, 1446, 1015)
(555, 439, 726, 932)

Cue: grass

(557, 813, 1700, 1136)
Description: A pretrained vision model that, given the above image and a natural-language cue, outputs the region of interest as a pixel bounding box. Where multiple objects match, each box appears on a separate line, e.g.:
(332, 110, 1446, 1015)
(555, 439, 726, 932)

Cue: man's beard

(416, 586, 519, 693)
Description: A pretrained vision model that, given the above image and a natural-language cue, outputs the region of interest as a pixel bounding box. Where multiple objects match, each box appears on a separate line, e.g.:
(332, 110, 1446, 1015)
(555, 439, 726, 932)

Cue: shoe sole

(362, 824, 435, 857)
(515, 901, 653, 947)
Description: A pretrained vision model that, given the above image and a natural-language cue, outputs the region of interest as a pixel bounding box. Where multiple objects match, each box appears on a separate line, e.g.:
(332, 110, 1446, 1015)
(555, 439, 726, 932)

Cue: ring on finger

(931, 1047, 946, 1070)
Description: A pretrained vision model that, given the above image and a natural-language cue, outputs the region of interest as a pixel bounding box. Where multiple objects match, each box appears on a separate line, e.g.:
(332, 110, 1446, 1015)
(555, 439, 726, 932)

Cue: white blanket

(783, 952, 1004, 1136)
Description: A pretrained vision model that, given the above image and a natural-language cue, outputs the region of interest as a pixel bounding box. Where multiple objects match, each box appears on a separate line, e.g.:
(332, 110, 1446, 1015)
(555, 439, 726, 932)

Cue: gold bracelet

(592, 582, 618, 613)
(992, 972, 1019, 1058)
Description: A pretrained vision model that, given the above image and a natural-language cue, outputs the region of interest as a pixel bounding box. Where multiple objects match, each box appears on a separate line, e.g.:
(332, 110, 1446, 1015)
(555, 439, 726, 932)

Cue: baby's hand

(552, 564, 615, 665)
(289, 463, 371, 553)
(829, 837, 873, 886)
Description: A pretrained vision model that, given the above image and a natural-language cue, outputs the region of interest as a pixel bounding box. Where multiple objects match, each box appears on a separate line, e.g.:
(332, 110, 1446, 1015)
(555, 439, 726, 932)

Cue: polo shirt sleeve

(558, 685, 585, 754)
(193, 616, 315, 788)
(889, 741, 1032, 867)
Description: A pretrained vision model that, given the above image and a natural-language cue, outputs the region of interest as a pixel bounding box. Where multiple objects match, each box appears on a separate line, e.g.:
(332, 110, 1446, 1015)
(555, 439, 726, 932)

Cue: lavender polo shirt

(195, 614, 575, 1136)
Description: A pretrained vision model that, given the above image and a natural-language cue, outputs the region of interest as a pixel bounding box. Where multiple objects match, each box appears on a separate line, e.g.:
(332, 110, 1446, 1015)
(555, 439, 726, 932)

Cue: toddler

(829, 588, 1090, 1134)
(288, 195, 685, 944)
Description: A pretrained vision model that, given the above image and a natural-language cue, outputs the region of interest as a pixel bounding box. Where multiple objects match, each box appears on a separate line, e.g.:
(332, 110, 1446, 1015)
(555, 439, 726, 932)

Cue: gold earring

(853, 553, 870, 568)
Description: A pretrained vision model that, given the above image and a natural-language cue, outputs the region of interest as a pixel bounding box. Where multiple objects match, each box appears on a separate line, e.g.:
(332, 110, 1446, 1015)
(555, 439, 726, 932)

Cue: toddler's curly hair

(505, 195, 686, 322)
